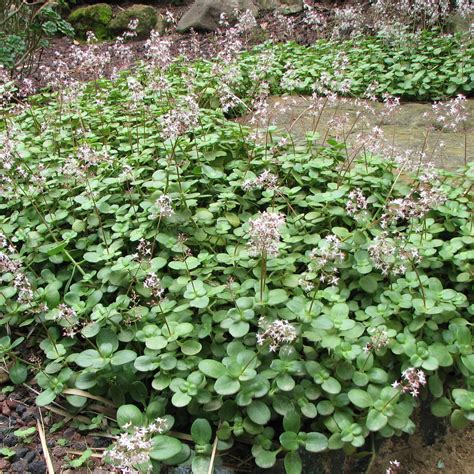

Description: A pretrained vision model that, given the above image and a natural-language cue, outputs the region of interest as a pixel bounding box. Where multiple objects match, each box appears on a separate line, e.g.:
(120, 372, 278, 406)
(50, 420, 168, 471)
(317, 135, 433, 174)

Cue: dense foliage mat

(239, 32, 474, 100)
(0, 34, 473, 473)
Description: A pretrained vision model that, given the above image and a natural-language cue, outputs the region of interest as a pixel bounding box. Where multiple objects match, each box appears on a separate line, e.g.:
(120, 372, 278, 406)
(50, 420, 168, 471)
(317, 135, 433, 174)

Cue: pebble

(11, 459, 29, 472)
(15, 405, 27, 415)
(63, 427, 76, 439)
(4, 433, 18, 447)
(25, 450, 37, 463)
(28, 460, 47, 474)
(71, 441, 87, 451)
(13, 447, 29, 461)
(92, 436, 110, 448)
(21, 412, 35, 423)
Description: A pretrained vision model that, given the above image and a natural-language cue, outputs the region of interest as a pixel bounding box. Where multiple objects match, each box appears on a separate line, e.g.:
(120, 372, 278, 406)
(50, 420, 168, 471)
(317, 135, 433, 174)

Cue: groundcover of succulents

(0, 0, 473, 473)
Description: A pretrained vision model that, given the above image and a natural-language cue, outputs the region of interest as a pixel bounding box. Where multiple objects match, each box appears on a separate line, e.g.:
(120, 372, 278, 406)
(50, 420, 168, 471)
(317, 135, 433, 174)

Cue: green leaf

(214, 376, 240, 395)
(254, 450, 277, 469)
(14, 427, 36, 438)
(429, 374, 443, 398)
(0, 447, 15, 458)
(431, 397, 452, 417)
(280, 431, 299, 451)
(150, 435, 183, 461)
(134, 355, 159, 372)
(199, 360, 227, 379)
(36, 389, 56, 407)
(359, 275, 378, 293)
(69, 449, 92, 468)
(330, 303, 349, 319)
(171, 391, 192, 407)
(75, 350, 105, 369)
(145, 336, 167, 351)
(267, 289, 289, 305)
(191, 418, 212, 445)
(247, 401, 271, 425)
(428, 343, 453, 367)
(96, 328, 119, 356)
(9, 361, 27, 384)
(284, 451, 302, 474)
(180, 340, 202, 355)
(322, 377, 341, 394)
(192, 455, 211, 474)
(305, 432, 328, 453)
(283, 411, 301, 433)
(229, 321, 250, 338)
(110, 350, 137, 366)
(366, 409, 388, 431)
(116, 405, 144, 428)
(450, 406, 470, 430)
(190, 296, 210, 308)
(348, 389, 373, 408)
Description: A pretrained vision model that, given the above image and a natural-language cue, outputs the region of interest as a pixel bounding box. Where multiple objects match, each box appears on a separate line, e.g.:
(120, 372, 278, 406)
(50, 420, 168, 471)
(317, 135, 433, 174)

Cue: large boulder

(177, 0, 260, 32)
(68, 3, 113, 40)
(257, 0, 303, 14)
(109, 5, 165, 39)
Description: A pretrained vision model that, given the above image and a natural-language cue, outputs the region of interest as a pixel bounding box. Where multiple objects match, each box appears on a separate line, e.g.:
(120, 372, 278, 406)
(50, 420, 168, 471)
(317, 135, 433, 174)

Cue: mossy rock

(68, 3, 113, 40)
(109, 5, 163, 39)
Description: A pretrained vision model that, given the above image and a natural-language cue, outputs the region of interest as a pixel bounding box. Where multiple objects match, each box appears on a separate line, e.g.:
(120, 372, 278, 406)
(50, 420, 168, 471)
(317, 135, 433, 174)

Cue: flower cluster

(0, 235, 33, 305)
(247, 211, 285, 258)
(143, 273, 165, 300)
(54, 304, 81, 338)
(303, 3, 328, 28)
(161, 95, 200, 141)
(133, 239, 152, 263)
(242, 170, 279, 191)
(364, 328, 389, 353)
(145, 31, 173, 72)
(431, 94, 469, 131)
(154, 194, 174, 218)
(256, 318, 297, 352)
(106, 418, 168, 473)
(380, 170, 446, 227)
(392, 367, 427, 397)
(368, 232, 420, 275)
(386, 460, 402, 474)
(346, 188, 368, 216)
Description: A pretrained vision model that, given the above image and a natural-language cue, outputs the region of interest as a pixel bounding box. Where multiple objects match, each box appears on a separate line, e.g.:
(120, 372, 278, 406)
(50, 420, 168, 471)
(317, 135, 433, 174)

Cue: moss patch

(109, 5, 163, 39)
(68, 3, 113, 40)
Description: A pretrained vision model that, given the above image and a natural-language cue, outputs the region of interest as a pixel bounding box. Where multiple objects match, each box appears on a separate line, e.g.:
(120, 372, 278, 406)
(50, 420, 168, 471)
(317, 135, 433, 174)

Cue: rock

(11, 459, 29, 473)
(3, 433, 18, 447)
(14, 404, 26, 415)
(92, 436, 110, 448)
(68, 3, 113, 40)
(21, 412, 35, 423)
(24, 450, 37, 463)
(177, 0, 260, 32)
(258, 0, 303, 14)
(13, 447, 29, 461)
(109, 5, 165, 39)
(63, 427, 76, 439)
(28, 460, 47, 474)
